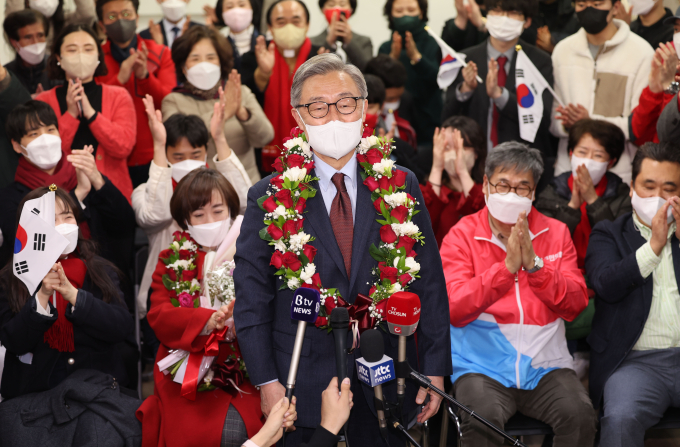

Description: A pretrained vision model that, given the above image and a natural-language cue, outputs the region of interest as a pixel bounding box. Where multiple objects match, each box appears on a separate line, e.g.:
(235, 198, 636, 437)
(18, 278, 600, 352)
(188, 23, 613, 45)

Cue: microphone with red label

(385, 292, 421, 419)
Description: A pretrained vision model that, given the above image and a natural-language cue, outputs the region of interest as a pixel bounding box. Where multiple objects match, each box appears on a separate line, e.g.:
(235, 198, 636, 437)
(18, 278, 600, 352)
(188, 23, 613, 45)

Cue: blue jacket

(233, 166, 452, 428)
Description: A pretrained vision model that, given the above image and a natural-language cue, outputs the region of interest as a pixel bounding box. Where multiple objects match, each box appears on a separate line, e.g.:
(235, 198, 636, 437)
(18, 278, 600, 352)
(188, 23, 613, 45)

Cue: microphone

(355, 329, 394, 440)
(285, 288, 320, 402)
(385, 292, 421, 420)
(330, 307, 350, 443)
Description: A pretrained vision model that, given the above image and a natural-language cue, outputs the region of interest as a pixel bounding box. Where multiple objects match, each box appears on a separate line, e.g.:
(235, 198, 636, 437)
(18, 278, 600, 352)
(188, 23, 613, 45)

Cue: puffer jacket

(440, 206, 588, 389)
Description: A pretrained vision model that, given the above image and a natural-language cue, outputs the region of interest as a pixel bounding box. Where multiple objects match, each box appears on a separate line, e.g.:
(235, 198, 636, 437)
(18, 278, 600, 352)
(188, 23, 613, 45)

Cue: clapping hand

(649, 42, 680, 94)
(505, 211, 536, 273)
(404, 31, 421, 63)
(70, 145, 104, 201)
(327, 11, 353, 46)
(132, 41, 149, 80)
(486, 58, 502, 99)
(148, 19, 164, 45)
(555, 103, 589, 129)
(390, 31, 403, 60)
(573, 165, 598, 205)
(254, 35, 275, 76)
(53, 263, 78, 305)
(460, 61, 479, 93)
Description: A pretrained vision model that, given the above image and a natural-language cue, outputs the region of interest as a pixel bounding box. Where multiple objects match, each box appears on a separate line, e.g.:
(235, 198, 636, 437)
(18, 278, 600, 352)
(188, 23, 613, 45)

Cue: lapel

(507, 46, 517, 92)
(303, 173, 348, 280)
(160, 21, 169, 46)
(671, 236, 680, 291)
(348, 164, 376, 297)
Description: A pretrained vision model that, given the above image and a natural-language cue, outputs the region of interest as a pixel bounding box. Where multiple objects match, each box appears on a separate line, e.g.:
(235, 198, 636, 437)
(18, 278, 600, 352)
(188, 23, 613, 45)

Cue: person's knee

(552, 395, 598, 436)
(454, 375, 511, 425)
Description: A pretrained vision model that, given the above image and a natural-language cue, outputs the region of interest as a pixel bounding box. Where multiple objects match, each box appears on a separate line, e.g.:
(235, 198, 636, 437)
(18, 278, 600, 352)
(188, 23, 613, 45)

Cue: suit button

(68, 358, 75, 365)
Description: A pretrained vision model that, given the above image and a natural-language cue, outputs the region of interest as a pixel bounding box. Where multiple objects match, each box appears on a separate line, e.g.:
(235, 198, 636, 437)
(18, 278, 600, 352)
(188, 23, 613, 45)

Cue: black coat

(584, 213, 678, 408)
(0, 261, 133, 399)
(0, 369, 142, 447)
(0, 73, 30, 189)
(442, 39, 555, 156)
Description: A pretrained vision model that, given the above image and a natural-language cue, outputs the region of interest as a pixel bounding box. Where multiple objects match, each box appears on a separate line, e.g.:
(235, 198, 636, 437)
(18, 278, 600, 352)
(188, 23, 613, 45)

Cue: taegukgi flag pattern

(13, 191, 69, 295)
(515, 48, 552, 143)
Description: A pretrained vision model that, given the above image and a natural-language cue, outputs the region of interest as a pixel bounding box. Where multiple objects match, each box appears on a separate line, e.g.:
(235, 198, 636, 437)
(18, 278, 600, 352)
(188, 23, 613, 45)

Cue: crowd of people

(1, 0, 680, 446)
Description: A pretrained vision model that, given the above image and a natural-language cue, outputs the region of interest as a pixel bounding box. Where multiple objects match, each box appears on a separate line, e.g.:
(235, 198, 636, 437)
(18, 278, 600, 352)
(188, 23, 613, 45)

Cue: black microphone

(356, 329, 393, 440)
(330, 307, 350, 444)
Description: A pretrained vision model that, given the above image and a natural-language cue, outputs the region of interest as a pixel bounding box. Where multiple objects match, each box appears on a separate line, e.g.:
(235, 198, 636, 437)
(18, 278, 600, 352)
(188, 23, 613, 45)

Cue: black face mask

(576, 7, 610, 34)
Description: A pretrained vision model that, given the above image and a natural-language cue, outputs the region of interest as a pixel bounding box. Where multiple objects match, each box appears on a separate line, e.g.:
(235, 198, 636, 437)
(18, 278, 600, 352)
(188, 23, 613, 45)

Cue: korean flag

(13, 191, 69, 295)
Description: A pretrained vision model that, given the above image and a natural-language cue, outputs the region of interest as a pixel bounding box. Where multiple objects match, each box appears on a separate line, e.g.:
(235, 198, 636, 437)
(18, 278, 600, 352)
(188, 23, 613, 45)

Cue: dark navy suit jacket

(585, 213, 680, 408)
(234, 165, 452, 428)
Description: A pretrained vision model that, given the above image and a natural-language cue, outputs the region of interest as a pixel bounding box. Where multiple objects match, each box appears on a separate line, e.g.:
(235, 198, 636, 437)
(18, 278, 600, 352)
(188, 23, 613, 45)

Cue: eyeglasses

(296, 96, 365, 119)
(489, 181, 533, 198)
(106, 10, 134, 21)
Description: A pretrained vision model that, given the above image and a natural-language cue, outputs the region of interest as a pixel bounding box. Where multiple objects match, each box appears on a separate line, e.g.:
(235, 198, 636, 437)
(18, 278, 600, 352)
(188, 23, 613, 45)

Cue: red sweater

(420, 182, 485, 247)
(631, 86, 674, 145)
(96, 36, 176, 167)
(36, 84, 136, 201)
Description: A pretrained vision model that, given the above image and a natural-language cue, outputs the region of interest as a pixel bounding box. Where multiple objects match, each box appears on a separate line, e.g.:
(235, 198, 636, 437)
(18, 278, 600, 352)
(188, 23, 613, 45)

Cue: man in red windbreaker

(95, 0, 176, 187)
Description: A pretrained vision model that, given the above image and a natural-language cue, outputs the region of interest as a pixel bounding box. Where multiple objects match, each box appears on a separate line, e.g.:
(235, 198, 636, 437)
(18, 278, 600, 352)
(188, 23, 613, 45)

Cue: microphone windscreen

(385, 292, 421, 326)
(330, 306, 350, 329)
(361, 329, 385, 363)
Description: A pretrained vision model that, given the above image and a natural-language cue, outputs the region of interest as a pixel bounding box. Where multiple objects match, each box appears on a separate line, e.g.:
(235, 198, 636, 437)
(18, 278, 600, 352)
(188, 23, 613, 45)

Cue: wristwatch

(526, 256, 544, 274)
(664, 81, 680, 95)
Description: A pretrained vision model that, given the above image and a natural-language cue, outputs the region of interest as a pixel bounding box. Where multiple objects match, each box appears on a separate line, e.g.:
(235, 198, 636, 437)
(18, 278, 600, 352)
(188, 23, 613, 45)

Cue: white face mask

(444, 150, 475, 178)
(55, 223, 79, 255)
(674, 33, 680, 59)
(298, 111, 364, 160)
(630, 0, 656, 16)
(59, 52, 100, 80)
(382, 100, 400, 115)
(161, 0, 187, 22)
(485, 183, 533, 224)
(185, 61, 221, 91)
(29, 0, 59, 18)
(16, 42, 47, 66)
(571, 155, 609, 186)
(171, 158, 206, 183)
(631, 191, 674, 226)
(187, 218, 231, 248)
(21, 133, 62, 170)
(486, 15, 525, 42)
(223, 7, 253, 33)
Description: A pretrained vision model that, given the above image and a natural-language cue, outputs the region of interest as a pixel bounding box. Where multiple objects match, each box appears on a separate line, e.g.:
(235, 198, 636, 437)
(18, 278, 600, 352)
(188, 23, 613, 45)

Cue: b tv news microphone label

(356, 356, 395, 387)
(290, 288, 320, 323)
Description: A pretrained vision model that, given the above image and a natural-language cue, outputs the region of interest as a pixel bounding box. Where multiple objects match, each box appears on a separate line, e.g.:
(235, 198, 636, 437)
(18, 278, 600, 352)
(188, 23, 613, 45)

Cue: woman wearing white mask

(0, 187, 140, 443)
(535, 119, 632, 270)
(163, 26, 274, 184)
(137, 168, 264, 447)
(132, 94, 250, 328)
(36, 23, 136, 201)
(210, 0, 261, 71)
(422, 116, 486, 246)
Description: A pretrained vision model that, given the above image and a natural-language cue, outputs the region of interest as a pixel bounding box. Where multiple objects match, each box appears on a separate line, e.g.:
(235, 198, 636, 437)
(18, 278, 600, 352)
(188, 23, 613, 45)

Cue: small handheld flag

(425, 26, 482, 88)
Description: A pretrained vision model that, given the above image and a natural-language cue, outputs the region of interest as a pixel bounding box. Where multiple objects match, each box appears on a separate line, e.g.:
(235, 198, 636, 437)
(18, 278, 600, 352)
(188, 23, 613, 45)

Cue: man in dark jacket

(442, 0, 555, 158)
(0, 63, 31, 189)
(586, 141, 680, 447)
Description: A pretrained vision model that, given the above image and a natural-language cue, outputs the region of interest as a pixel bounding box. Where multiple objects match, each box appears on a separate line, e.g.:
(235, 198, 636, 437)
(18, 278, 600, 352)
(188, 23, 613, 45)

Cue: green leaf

(162, 274, 175, 291)
(379, 200, 391, 221)
(193, 298, 200, 308)
(170, 298, 180, 307)
(370, 244, 387, 262)
(257, 195, 269, 211)
(299, 253, 310, 265)
(376, 219, 390, 226)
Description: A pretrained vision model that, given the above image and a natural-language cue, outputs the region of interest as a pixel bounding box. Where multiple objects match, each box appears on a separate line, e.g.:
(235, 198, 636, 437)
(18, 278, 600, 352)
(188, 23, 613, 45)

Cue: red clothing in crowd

(36, 84, 136, 201)
(136, 250, 263, 447)
(630, 86, 675, 145)
(420, 182, 485, 246)
(97, 36, 176, 167)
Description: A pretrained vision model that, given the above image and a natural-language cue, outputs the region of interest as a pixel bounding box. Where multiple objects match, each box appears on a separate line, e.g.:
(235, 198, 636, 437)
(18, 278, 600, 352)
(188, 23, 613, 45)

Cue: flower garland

(258, 127, 424, 331)
(159, 231, 201, 308)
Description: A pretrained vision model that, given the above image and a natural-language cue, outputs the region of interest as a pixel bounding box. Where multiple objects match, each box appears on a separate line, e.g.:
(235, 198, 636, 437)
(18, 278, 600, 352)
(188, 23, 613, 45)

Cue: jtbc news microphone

(355, 329, 394, 440)
(286, 287, 320, 401)
(385, 292, 421, 418)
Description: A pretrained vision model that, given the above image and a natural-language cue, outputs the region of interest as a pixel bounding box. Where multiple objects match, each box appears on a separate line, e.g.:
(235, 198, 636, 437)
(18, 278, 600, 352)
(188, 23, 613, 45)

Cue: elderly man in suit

(139, 0, 201, 49)
(234, 53, 451, 446)
(442, 0, 553, 157)
(586, 141, 680, 447)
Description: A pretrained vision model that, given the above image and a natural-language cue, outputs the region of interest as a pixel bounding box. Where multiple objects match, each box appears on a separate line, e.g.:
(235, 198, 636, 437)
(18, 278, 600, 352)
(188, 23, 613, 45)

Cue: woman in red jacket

(136, 168, 264, 447)
(421, 115, 487, 246)
(36, 23, 136, 201)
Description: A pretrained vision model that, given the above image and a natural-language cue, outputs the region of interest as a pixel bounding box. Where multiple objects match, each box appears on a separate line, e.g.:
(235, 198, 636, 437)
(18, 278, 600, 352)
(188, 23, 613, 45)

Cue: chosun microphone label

(388, 307, 406, 317)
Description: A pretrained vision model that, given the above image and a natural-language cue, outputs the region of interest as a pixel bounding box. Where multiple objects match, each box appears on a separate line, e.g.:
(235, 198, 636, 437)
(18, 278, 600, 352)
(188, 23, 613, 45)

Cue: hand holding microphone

(320, 377, 354, 435)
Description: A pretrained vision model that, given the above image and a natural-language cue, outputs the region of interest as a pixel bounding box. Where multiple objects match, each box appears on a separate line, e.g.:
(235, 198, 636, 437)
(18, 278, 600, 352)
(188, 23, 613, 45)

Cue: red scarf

(15, 151, 77, 191)
(262, 38, 313, 172)
(568, 175, 609, 270)
(44, 256, 87, 352)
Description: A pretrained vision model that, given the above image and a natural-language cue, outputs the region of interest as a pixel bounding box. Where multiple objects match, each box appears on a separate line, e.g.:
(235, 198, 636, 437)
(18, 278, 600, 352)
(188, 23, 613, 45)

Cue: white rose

(383, 192, 407, 208)
(300, 264, 316, 284)
(272, 205, 287, 219)
(391, 222, 419, 237)
(191, 278, 200, 289)
(289, 232, 311, 250)
(283, 167, 307, 183)
(389, 282, 402, 294)
(180, 240, 196, 251)
(283, 137, 304, 150)
(274, 240, 287, 252)
(372, 158, 395, 176)
(300, 141, 312, 158)
(172, 241, 180, 250)
(359, 135, 380, 154)
(287, 277, 300, 289)
(393, 256, 400, 268)
(404, 257, 420, 274)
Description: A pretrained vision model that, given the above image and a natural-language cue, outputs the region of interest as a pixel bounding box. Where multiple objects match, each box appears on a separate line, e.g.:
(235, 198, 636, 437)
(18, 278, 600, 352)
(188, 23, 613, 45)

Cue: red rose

(272, 157, 284, 173)
(406, 193, 415, 203)
(295, 219, 304, 231)
(324, 297, 337, 314)
(362, 125, 373, 138)
(182, 269, 196, 281)
(270, 251, 283, 269)
(391, 205, 409, 223)
(356, 154, 368, 164)
(408, 250, 417, 258)
(315, 316, 328, 328)
(159, 248, 174, 259)
(399, 273, 412, 286)
(282, 137, 291, 144)
(380, 225, 398, 244)
(303, 244, 317, 263)
(282, 220, 297, 237)
(302, 282, 320, 292)
(303, 161, 315, 172)
(271, 175, 284, 189)
(167, 269, 177, 281)
(373, 197, 386, 213)
(290, 127, 303, 138)
(267, 223, 284, 240)
(263, 196, 278, 213)
(275, 189, 293, 208)
(179, 249, 191, 260)
(364, 176, 379, 192)
(366, 148, 383, 165)
(287, 154, 305, 168)
(379, 176, 391, 192)
(299, 183, 308, 191)
(172, 231, 182, 239)
(380, 266, 399, 284)
(311, 273, 322, 288)
(295, 197, 307, 214)
(396, 236, 416, 253)
(393, 170, 407, 188)
(282, 251, 302, 271)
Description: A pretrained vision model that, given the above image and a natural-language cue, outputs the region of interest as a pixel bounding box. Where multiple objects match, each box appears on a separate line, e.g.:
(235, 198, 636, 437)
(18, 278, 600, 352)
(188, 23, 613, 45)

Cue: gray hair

(485, 141, 544, 184)
(290, 53, 368, 107)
